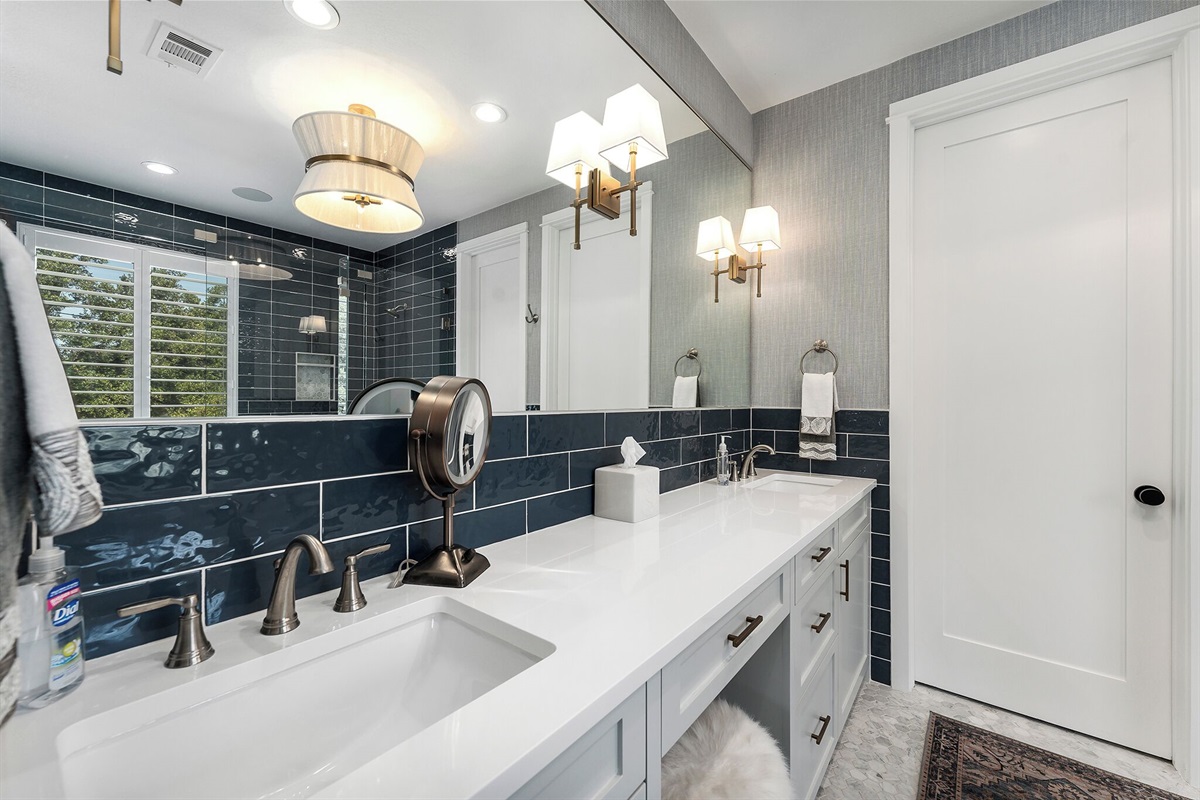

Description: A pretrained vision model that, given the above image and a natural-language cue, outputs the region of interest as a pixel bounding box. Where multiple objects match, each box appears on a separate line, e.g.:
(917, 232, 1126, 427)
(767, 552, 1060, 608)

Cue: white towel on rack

(672, 376, 698, 409)
(798, 371, 838, 461)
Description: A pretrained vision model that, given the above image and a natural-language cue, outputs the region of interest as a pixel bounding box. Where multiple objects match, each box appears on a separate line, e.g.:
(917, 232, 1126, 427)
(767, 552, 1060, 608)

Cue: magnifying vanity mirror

(0, 0, 752, 420)
(347, 377, 426, 416)
(404, 376, 492, 588)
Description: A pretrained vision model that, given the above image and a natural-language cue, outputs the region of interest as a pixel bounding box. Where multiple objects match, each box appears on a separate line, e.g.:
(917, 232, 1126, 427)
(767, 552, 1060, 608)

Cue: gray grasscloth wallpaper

(459, 129, 752, 409)
(749, 0, 1198, 409)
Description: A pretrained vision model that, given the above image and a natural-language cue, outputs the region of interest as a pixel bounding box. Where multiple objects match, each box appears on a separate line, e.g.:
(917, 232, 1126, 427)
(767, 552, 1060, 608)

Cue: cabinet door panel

(836, 532, 869, 724)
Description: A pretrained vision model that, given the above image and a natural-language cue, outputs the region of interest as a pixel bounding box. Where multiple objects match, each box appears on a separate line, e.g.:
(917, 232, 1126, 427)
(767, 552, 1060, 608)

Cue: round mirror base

(403, 545, 490, 588)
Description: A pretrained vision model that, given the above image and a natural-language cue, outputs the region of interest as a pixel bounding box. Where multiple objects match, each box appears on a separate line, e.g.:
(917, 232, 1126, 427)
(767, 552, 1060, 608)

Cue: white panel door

(456, 225, 527, 412)
(911, 58, 1173, 756)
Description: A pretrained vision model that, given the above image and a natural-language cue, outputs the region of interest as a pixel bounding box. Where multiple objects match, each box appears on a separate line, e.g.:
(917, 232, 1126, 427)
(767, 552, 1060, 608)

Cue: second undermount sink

(55, 597, 554, 800)
(744, 473, 842, 495)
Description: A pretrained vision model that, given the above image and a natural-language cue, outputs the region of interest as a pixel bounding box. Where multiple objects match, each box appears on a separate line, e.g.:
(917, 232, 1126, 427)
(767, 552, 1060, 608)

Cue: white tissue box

(594, 465, 660, 523)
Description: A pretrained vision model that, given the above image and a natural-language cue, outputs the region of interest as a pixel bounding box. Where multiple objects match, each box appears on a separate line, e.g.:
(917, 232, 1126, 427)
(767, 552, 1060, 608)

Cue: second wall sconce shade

(545, 112, 609, 188)
(599, 85, 668, 172)
(293, 105, 425, 234)
(738, 205, 781, 298)
(697, 216, 745, 303)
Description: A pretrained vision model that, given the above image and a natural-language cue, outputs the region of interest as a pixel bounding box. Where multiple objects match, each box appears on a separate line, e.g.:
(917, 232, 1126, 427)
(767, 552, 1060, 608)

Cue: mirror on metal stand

(402, 376, 492, 588)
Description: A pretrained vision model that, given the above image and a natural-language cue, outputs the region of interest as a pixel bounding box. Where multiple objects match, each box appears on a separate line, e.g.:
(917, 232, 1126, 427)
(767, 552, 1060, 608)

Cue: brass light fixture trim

(403, 376, 493, 589)
(106, 0, 182, 75)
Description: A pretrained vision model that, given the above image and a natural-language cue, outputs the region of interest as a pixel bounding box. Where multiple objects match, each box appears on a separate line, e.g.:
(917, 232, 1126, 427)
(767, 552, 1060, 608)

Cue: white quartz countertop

(0, 471, 875, 800)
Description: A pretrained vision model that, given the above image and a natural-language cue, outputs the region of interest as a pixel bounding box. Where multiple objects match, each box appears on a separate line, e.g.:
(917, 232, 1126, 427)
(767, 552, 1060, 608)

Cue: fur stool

(661, 699, 792, 800)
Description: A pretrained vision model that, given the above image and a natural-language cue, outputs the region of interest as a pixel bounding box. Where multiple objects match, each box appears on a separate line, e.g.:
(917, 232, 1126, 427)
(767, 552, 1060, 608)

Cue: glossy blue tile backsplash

(68, 409, 753, 660)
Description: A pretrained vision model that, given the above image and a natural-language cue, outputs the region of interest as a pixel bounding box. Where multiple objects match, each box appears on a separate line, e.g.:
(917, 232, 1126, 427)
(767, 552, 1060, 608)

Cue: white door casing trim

(455, 222, 529, 392)
(887, 8, 1200, 785)
(540, 185, 653, 411)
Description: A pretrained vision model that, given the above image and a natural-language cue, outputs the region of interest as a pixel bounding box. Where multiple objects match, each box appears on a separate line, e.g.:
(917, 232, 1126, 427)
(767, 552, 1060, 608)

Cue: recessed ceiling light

(285, 0, 339, 30)
(142, 161, 177, 175)
(471, 102, 507, 123)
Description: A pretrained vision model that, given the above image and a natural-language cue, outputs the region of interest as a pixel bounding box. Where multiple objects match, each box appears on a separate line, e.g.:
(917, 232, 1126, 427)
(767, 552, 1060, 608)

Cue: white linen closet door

(911, 57, 1173, 757)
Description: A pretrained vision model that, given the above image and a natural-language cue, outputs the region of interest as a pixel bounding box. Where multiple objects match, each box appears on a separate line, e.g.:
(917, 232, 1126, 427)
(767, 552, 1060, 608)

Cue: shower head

(385, 304, 409, 318)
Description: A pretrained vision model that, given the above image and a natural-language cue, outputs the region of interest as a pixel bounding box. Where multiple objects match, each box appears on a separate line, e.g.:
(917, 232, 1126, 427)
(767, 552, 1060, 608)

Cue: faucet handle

(333, 542, 392, 613)
(117, 594, 214, 669)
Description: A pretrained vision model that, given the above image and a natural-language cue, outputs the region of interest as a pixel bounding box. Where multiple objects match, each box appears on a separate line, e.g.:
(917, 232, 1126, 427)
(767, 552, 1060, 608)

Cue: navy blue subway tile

(755, 453, 811, 473)
(660, 463, 698, 493)
(206, 418, 408, 491)
(699, 458, 722, 482)
(59, 485, 320, 590)
(871, 607, 891, 636)
(753, 408, 800, 430)
(871, 533, 890, 560)
(83, 425, 201, 505)
(700, 408, 732, 434)
(44, 173, 113, 201)
(529, 413, 604, 455)
(870, 632, 891, 662)
(751, 429, 775, 449)
(836, 434, 848, 457)
(731, 408, 750, 430)
(775, 431, 800, 453)
(489, 415, 527, 460)
(872, 509, 890, 535)
(680, 434, 714, 465)
(528, 487, 594, 533)
(569, 446, 622, 488)
(174, 204, 226, 228)
(225, 216, 272, 239)
(0, 177, 42, 204)
(641, 439, 681, 469)
(871, 557, 890, 585)
(83, 573, 202, 660)
(848, 434, 890, 460)
(836, 410, 889, 435)
(475, 454, 569, 508)
(205, 527, 407, 624)
(0, 161, 42, 184)
(606, 411, 659, 445)
(872, 485, 890, 510)
(870, 657, 891, 685)
(322, 471, 459, 537)
(811, 457, 889, 484)
(660, 410, 700, 439)
(871, 582, 891, 611)
(113, 190, 173, 216)
(409, 502, 526, 562)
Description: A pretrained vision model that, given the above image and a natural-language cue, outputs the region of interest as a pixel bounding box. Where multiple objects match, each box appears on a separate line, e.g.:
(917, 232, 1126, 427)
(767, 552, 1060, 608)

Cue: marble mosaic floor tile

(817, 682, 1198, 800)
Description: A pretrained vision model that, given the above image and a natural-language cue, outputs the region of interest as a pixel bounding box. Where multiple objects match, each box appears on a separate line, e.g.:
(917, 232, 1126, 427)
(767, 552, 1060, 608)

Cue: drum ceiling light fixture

(292, 104, 425, 234)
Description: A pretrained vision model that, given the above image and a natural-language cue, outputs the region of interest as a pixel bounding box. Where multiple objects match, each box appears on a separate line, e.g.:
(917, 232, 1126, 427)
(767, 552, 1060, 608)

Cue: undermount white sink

(55, 597, 554, 800)
(743, 473, 842, 495)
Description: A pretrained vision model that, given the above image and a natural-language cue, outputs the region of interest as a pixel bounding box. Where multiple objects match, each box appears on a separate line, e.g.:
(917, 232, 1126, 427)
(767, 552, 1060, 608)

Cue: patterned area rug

(917, 713, 1186, 800)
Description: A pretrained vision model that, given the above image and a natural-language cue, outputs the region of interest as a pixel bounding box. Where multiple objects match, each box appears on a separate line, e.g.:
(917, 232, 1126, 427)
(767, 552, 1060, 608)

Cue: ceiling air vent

(147, 23, 222, 77)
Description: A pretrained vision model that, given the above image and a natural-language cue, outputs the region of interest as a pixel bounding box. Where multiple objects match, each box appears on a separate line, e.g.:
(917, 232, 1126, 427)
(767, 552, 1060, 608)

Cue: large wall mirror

(0, 0, 751, 418)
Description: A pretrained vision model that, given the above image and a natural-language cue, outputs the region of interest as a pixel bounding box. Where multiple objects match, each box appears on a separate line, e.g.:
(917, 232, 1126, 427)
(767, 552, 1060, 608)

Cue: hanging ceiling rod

(108, 0, 182, 75)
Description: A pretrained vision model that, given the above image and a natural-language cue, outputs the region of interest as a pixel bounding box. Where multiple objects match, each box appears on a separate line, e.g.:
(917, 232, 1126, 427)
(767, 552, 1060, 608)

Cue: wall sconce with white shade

(696, 216, 744, 304)
(298, 315, 327, 336)
(546, 84, 669, 250)
(697, 206, 782, 303)
(292, 104, 425, 234)
(737, 206, 781, 298)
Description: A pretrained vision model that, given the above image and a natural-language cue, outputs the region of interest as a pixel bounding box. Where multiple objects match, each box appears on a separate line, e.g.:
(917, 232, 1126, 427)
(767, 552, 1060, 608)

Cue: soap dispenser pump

(716, 436, 730, 486)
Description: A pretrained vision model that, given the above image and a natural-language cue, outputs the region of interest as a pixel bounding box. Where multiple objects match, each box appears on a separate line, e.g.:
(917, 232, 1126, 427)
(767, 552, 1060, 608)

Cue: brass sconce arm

(710, 252, 747, 304)
(574, 143, 645, 248)
(743, 243, 767, 298)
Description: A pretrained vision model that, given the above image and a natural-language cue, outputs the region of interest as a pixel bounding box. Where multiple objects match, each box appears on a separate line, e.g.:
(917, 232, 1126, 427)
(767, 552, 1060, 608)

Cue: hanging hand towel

(798, 371, 838, 461)
(672, 375, 698, 409)
(0, 225, 102, 536)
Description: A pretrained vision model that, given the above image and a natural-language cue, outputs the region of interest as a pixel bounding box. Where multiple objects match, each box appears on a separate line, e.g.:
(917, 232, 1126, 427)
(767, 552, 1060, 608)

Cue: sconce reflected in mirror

(696, 206, 782, 303)
(402, 376, 493, 588)
(546, 84, 668, 250)
(298, 315, 327, 335)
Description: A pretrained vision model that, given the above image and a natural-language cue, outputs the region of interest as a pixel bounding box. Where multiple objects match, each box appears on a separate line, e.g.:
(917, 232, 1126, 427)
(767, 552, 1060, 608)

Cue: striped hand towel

(798, 371, 838, 461)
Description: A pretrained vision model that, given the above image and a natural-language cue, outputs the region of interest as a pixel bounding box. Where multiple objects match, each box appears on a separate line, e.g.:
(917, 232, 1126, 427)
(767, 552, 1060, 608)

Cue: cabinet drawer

(795, 526, 836, 600)
(837, 497, 870, 552)
(791, 651, 838, 800)
(793, 569, 837, 693)
(660, 568, 790, 752)
(514, 686, 646, 800)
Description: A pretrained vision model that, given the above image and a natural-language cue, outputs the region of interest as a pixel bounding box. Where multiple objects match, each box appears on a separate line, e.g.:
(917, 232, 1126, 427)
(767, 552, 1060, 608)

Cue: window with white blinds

(22, 226, 236, 419)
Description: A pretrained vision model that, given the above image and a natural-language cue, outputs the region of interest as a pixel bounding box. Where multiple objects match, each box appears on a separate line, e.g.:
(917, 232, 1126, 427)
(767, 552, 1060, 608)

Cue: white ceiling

(666, 0, 1051, 113)
(0, 0, 704, 251)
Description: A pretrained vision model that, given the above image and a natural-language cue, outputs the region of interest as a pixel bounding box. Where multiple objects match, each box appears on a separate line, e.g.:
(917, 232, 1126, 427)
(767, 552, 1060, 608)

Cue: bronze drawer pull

(840, 560, 850, 601)
(811, 612, 832, 633)
(811, 546, 832, 563)
(811, 714, 832, 745)
(727, 615, 764, 648)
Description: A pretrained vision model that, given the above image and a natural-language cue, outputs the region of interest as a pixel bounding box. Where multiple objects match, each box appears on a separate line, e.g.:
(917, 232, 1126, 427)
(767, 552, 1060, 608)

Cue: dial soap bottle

(17, 537, 85, 709)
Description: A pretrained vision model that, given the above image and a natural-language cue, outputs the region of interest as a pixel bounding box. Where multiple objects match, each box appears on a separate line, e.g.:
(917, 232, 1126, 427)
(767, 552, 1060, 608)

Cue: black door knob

(1134, 485, 1165, 506)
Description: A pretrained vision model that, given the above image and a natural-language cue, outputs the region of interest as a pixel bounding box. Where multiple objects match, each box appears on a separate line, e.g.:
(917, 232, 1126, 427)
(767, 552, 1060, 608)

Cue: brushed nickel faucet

(117, 593, 214, 668)
(741, 444, 777, 481)
(261, 534, 334, 635)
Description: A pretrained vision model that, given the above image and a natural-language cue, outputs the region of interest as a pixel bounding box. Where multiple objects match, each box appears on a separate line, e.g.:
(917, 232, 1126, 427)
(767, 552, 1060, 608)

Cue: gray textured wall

(586, 0, 754, 169)
(460, 129, 751, 408)
(750, 0, 1198, 409)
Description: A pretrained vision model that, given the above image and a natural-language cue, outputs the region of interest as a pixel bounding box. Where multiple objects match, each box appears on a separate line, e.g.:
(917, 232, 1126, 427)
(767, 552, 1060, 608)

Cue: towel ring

(800, 340, 838, 374)
(675, 348, 702, 378)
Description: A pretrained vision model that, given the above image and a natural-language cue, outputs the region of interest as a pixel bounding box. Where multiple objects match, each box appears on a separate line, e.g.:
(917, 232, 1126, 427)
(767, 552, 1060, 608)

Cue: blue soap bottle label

(46, 579, 84, 691)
